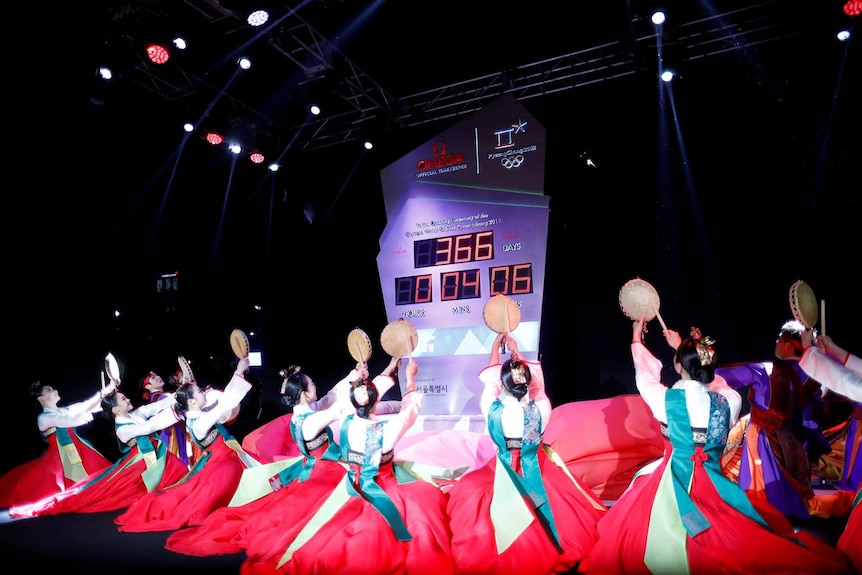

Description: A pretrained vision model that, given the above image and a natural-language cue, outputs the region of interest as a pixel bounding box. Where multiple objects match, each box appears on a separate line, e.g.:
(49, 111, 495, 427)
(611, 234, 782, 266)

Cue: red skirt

(240, 462, 454, 575)
(579, 441, 854, 575)
(10, 446, 189, 517)
(165, 452, 347, 557)
(446, 447, 606, 575)
(838, 489, 861, 573)
(115, 438, 246, 532)
(0, 433, 111, 508)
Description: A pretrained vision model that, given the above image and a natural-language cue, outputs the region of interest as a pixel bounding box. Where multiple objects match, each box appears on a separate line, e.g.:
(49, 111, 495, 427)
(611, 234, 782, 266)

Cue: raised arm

(631, 316, 670, 421)
(310, 363, 365, 411)
(38, 379, 119, 431)
(799, 332, 862, 403)
(372, 355, 402, 399)
(488, 332, 507, 366)
(381, 359, 423, 451)
(806, 331, 852, 366)
(301, 384, 350, 441)
(188, 359, 252, 440)
(116, 407, 182, 444)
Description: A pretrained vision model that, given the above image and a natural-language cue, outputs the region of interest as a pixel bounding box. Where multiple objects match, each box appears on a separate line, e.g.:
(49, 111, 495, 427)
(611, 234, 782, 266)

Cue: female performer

(8, 386, 189, 517)
(241, 358, 455, 575)
(164, 362, 371, 557)
(142, 370, 191, 468)
(241, 358, 401, 463)
(799, 329, 862, 573)
(0, 378, 116, 508)
(446, 333, 607, 575)
(114, 355, 257, 532)
(578, 318, 853, 575)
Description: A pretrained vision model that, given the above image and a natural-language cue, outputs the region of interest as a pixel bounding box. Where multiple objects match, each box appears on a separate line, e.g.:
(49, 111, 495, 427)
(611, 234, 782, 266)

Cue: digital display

(490, 263, 533, 296)
(414, 230, 494, 268)
(441, 269, 481, 301)
(395, 264, 532, 306)
(375, 96, 550, 416)
(395, 274, 433, 306)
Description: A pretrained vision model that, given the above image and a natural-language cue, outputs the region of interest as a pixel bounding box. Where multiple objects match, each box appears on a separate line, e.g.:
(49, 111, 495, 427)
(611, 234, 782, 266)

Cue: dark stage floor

(0, 509, 243, 575)
(0, 494, 848, 575)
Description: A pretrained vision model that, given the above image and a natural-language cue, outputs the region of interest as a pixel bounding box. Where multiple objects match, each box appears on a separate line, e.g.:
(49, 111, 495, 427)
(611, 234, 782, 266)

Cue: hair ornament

(690, 327, 716, 366)
(278, 365, 301, 395)
(178, 356, 196, 385)
(510, 362, 528, 385)
(350, 379, 372, 406)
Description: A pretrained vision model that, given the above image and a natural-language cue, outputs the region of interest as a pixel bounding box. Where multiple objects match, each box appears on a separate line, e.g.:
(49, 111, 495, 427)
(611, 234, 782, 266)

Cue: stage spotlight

(183, 122, 194, 133)
(310, 104, 321, 116)
(206, 132, 224, 145)
(651, 11, 666, 25)
(843, 0, 862, 17)
(269, 163, 280, 172)
(363, 140, 374, 150)
(229, 143, 242, 155)
(661, 70, 675, 82)
(250, 151, 265, 164)
(97, 66, 113, 80)
(238, 57, 252, 70)
(837, 29, 851, 41)
(247, 10, 269, 27)
(146, 43, 170, 64)
(172, 36, 187, 50)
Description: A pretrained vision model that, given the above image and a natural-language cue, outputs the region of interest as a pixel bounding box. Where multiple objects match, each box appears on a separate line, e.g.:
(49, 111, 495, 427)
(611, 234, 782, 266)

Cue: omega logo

(416, 141, 466, 172)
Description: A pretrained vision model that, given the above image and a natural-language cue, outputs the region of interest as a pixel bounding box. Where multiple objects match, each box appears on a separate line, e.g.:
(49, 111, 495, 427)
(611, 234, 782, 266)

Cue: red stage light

(146, 44, 170, 64)
(844, 0, 862, 17)
(250, 152, 265, 164)
(205, 132, 224, 145)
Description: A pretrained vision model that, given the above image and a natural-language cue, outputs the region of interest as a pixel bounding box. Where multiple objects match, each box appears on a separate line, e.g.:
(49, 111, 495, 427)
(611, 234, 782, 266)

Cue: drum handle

(651, 304, 668, 332)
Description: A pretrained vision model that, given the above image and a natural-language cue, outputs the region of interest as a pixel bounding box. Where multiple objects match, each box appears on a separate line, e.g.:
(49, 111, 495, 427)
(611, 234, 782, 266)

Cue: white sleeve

(300, 404, 343, 441)
(381, 391, 423, 452)
(372, 374, 397, 399)
(116, 408, 181, 444)
(310, 370, 360, 411)
(134, 395, 175, 419)
(632, 342, 668, 423)
(479, 364, 503, 417)
(846, 353, 862, 377)
(799, 348, 862, 403)
(37, 390, 104, 431)
(189, 375, 252, 440)
(38, 408, 94, 431)
(64, 390, 104, 418)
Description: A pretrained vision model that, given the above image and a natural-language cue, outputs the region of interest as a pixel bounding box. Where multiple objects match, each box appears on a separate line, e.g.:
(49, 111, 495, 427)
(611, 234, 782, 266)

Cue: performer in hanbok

(799, 329, 861, 573)
(142, 370, 190, 468)
(800, 332, 862, 403)
(241, 357, 401, 463)
(0, 379, 115, 508)
(446, 333, 607, 575)
(715, 320, 852, 520)
(164, 361, 378, 557)
(114, 355, 258, 532)
(241, 358, 454, 575)
(578, 318, 853, 575)
(8, 386, 189, 517)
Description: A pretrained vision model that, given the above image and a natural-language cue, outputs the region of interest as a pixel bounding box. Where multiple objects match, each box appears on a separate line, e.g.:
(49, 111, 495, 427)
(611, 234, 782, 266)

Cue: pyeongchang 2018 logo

(489, 118, 536, 170)
(415, 141, 467, 179)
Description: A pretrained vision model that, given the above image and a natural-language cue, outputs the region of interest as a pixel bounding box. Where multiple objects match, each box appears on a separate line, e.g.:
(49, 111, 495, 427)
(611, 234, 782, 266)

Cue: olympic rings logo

(501, 155, 524, 169)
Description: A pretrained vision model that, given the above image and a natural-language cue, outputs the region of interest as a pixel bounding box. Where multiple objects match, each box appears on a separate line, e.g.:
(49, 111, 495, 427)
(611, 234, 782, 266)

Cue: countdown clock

(376, 190, 550, 415)
(375, 94, 548, 416)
